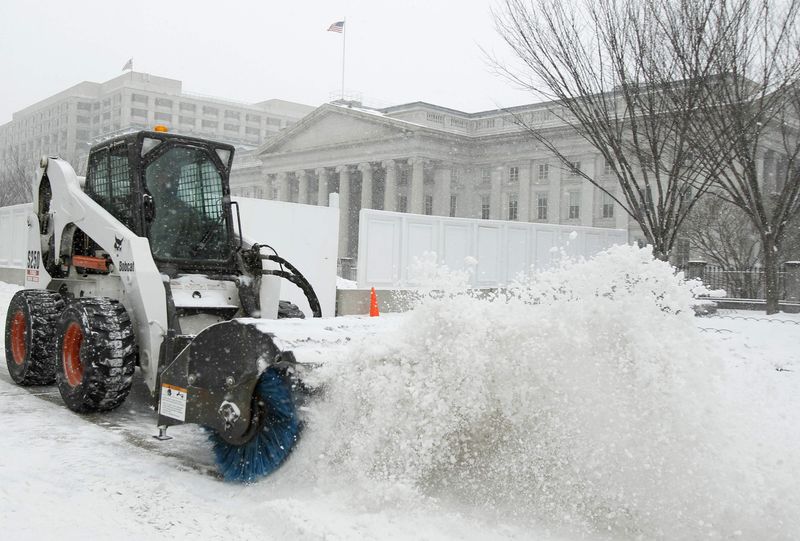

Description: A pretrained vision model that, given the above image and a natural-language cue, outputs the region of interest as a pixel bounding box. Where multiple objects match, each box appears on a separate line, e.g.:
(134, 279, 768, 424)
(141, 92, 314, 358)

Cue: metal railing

(678, 264, 787, 300)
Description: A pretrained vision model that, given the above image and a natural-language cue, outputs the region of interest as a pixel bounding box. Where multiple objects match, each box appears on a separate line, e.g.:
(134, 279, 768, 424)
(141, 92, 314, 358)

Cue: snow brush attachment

(157, 320, 304, 483)
(210, 367, 301, 483)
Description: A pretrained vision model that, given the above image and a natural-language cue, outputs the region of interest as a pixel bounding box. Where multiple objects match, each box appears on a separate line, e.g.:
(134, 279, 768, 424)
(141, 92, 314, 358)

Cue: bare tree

(690, 0, 800, 313)
(682, 196, 762, 269)
(493, 0, 724, 259)
(0, 150, 34, 206)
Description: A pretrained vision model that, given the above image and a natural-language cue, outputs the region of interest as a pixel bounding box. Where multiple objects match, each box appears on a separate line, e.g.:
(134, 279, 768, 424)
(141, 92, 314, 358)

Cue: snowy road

(0, 283, 534, 541)
(0, 372, 528, 540)
(1, 248, 799, 540)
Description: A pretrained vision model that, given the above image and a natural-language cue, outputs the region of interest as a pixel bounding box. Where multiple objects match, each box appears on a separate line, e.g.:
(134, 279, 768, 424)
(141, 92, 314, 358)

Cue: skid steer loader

(4, 127, 322, 482)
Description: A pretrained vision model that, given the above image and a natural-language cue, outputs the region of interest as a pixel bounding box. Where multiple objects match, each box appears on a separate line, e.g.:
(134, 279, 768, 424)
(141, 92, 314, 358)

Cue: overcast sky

(0, 0, 536, 123)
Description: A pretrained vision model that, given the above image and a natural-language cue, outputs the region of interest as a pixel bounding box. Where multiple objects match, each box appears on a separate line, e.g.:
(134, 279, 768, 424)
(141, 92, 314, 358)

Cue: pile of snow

(294, 245, 798, 539)
(336, 276, 357, 289)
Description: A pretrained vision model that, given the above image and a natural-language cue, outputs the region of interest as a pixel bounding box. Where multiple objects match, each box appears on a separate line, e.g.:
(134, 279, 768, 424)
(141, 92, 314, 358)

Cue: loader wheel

(4, 290, 64, 385)
(56, 298, 137, 413)
(277, 300, 305, 319)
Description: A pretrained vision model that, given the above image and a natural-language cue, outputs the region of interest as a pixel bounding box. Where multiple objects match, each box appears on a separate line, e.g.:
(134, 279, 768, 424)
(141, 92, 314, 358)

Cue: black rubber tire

(277, 300, 305, 319)
(56, 298, 137, 413)
(4, 290, 64, 385)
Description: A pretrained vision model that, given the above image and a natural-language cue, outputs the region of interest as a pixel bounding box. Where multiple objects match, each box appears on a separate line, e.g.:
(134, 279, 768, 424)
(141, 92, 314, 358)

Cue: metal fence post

(784, 261, 800, 302)
(685, 260, 707, 281)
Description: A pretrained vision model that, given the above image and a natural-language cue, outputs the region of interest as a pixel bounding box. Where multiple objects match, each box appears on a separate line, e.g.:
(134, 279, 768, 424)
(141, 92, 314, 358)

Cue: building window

(130, 108, 147, 118)
(266, 117, 281, 126)
(509, 166, 519, 183)
(604, 159, 614, 175)
(225, 110, 241, 120)
(131, 94, 148, 105)
(77, 115, 91, 124)
(602, 192, 615, 218)
(569, 191, 581, 219)
(102, 112, 111, 121)
(155, 98, 173, 108)
(536, 192, 548, 220)
(398, 195, 408, 213)
(246, 113, 261, 123)
(179, 116, 195, 125)
(224, 123, 239, 132)
(77, 101, 92, 111)
(154, 112, 172, 122)
(538, 163, 549, 181)
(508, 195, 518, 221)
(424, 195, 433, 215)
(481, 195, 490, 219)
(449, 194, 457, 217)
(180, 102, 196, 112)
(400, 168, 409, 185)
(201, 119, 218, 129)
(202, 106, 219, 116)
(568, 161, 581, 177)
(642, 186, 654, 209)
(450, 168, 459, 183)
(245, 126, 260, 136)
(481, 167, 491, 184)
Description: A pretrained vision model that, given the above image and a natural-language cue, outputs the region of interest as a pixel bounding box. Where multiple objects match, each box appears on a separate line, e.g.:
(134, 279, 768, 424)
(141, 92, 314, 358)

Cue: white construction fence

(356, 209, 628, 289)
(0, 200, 339, 318)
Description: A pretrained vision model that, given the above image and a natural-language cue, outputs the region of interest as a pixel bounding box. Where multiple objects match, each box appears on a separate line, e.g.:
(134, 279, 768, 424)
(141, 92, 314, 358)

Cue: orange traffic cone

(369, 287, 380, 317)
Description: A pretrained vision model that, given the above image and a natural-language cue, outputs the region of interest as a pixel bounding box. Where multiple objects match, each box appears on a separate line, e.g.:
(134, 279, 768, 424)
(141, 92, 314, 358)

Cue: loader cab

(84, 130, 238, 273)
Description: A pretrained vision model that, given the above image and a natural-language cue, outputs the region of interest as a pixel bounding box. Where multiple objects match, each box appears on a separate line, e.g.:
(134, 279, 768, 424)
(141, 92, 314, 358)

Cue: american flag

(327, 21, 344, 33)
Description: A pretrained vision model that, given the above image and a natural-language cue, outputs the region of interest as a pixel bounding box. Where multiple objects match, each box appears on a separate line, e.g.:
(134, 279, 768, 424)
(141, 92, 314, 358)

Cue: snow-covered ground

(0, 246, 798, 540)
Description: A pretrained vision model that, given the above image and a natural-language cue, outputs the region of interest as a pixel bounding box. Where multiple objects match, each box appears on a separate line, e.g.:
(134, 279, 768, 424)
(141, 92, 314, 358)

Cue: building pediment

(258, 104, 421, 156)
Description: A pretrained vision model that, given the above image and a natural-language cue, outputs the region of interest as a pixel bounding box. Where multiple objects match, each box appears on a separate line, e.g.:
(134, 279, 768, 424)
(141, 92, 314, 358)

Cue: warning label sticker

(159, 383, 188, 422)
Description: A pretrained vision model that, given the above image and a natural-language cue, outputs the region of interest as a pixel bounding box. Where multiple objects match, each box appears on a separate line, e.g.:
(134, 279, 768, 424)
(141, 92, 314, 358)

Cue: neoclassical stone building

(230, 100, 637, 267)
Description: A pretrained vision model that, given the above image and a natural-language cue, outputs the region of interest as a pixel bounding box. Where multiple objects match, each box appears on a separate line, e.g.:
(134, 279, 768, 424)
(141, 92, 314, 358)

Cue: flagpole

(341, 17, 347, 101)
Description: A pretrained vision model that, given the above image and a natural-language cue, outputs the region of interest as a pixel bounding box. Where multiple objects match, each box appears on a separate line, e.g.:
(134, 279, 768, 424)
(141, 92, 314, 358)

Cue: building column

(276, 172, 290, 202)
(316, 168, 329, 206)
(296, 169, 309, 205)
(547, 162, 561, 223)
(580, 158, 594, 226)
(337, 165, 351, 258)
(519, 163, 531, 222)
(490, 166, 503, 220)
(265, 173, 276, 200)
(358, 162, 373, 210)
(433, 164, 452, 216)
(409, 157, 425, 214)
(383, 159, 397, 212)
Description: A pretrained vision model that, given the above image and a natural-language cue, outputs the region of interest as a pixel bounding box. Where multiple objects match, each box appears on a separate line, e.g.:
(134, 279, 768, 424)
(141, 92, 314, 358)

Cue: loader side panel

(38, 158, 168, 393)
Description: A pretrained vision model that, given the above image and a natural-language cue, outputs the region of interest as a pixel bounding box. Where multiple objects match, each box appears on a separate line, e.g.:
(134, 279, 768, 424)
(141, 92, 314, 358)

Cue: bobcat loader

(4, 128, 321, 482)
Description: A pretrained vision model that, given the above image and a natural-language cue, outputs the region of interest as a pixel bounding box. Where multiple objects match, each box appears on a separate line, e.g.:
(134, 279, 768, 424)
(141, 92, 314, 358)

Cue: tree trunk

(763, 235, 781, 314)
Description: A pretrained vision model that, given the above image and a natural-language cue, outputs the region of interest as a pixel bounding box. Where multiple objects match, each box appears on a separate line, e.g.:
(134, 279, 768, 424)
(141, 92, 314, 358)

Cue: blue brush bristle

(210, 367, 301, 483)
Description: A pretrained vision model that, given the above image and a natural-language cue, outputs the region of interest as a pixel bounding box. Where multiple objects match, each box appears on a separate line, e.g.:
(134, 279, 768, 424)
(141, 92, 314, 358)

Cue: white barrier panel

(357, 209, 628, 288)
(233, 197, 339, 318)
(0, 201, 339, 318)
(0, 204, 32, 269)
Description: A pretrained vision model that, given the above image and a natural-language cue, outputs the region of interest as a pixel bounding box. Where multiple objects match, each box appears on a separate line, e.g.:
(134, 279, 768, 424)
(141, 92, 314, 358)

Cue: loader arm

(31, 157, 168, 393)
